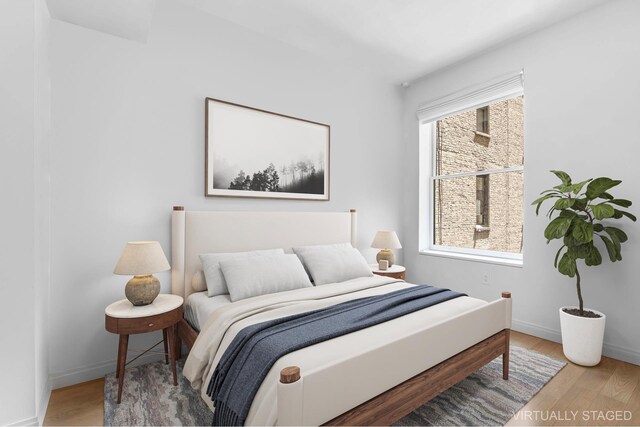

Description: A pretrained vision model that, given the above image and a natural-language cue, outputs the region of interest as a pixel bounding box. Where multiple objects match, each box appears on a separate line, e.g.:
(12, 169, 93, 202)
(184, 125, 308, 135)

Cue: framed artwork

(205, 98, 330, 200)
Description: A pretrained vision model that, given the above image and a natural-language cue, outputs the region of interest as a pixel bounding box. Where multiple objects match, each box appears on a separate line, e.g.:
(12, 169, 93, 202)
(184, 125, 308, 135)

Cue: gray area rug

(104, 359, 212, 426)
(396, 346, 566, 426)
(105, 346, 565, 426)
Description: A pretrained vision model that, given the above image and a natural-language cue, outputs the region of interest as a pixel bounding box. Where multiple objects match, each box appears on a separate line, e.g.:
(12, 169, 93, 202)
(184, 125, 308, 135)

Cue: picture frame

(205, 97, 330, 200)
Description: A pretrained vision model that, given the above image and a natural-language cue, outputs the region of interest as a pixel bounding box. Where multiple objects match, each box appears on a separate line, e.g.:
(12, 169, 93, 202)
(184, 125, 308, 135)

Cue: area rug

(395, 346, 566, 426)
(105, 346, 565, 426)
(104, 359, 212, 426)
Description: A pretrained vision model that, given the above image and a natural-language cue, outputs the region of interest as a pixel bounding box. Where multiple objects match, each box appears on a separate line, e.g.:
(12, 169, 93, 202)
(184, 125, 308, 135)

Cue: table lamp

(371, 230, 402, 267)
(114, 241, 171, 306)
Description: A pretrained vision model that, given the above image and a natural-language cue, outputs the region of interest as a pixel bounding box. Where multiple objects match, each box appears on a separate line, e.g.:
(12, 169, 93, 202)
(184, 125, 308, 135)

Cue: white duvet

(183, 275, 487, 425)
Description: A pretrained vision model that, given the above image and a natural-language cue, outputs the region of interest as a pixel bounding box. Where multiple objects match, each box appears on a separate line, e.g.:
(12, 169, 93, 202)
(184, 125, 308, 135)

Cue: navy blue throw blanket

(208, 285, 465, 426)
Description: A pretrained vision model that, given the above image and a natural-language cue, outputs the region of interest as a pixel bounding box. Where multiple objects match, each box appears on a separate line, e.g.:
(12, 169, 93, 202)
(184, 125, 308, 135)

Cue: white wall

(48, 0, 403, 387)
(0, 1, 38, 425)
(402, 0, 640, 364)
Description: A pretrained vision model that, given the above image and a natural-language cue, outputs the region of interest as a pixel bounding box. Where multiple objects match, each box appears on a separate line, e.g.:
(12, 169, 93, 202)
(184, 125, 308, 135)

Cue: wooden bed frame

(171, 206, 512, 426)
(309, 322, 509, 425)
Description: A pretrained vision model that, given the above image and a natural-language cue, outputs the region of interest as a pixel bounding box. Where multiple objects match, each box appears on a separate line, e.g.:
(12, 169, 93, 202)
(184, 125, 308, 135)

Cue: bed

(171, 206, 512, 426)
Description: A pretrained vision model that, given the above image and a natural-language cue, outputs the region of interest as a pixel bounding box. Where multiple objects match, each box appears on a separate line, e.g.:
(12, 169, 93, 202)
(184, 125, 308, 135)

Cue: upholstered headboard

(171, 207, 357, 300)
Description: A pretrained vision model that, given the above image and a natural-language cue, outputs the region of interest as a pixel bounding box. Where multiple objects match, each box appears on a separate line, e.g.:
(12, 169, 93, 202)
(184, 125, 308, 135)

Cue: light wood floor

(43, 331, 640, 426)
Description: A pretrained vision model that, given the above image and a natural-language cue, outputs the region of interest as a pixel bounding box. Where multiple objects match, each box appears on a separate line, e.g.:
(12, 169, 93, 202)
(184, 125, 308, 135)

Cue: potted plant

(533, 171, 636, 366)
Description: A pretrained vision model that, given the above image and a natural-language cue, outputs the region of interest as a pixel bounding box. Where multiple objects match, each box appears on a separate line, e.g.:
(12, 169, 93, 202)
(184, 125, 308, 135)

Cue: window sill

(475, 225, 491, 232)
(418, 249, 523, 268)
(474, 131, 491, 138)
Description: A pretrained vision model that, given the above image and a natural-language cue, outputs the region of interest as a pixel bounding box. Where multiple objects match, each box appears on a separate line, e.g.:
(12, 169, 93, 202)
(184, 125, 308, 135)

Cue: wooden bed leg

(503, 329, 510, 380)
(502, 291, 511, 380)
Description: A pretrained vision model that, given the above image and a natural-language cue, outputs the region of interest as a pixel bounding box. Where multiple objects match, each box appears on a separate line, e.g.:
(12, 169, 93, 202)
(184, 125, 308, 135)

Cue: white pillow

(292, 244, 373, 285)
(219, 254, 312, 302)
(199, 248, 284, 297)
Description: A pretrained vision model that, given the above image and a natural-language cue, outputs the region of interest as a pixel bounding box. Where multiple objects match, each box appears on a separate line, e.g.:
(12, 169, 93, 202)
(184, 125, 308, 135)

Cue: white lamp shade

(114, 241, 171, 275)
(371, 231, 402, 249)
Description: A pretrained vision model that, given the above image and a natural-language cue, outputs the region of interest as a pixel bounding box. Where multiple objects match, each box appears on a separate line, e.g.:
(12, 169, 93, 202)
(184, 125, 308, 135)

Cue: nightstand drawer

(106, 307, 182, 334)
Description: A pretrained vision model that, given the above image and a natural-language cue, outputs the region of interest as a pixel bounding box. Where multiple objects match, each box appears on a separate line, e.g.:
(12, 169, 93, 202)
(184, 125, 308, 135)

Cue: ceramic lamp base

(125, 274, 160, 306)
(376, 249, 395, 267)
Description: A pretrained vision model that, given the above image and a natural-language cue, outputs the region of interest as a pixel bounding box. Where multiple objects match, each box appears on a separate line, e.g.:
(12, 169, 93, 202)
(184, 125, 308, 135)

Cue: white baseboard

(512, 318, 562, 343)
(512, 318, 640, 366)
(600, 342, 640, 366)
(7, 416, 38, 426)
(36, 378, 51, 426)
(50, 353, 164, 390)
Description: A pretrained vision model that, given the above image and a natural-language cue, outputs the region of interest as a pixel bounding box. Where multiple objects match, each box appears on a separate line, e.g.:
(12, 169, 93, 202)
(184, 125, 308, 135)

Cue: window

(418, 71, 524, 264)
(476, 175, 489, 227)
(476, 106, 489, 134)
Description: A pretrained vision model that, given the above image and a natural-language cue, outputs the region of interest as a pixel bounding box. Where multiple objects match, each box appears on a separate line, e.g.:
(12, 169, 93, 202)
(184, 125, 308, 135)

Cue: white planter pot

(559, 306, 606, 366)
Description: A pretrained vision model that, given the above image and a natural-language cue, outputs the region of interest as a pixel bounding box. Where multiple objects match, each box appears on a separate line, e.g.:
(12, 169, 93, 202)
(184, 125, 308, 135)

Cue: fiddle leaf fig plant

(532, 171, 636, 317)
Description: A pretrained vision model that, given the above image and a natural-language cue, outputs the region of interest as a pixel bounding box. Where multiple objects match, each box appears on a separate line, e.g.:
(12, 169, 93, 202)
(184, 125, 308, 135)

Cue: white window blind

(416, 70, 524, 123)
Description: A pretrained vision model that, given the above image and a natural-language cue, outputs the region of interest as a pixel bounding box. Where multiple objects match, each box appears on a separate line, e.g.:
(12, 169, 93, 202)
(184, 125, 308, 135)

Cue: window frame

(419, 104, 524, 267)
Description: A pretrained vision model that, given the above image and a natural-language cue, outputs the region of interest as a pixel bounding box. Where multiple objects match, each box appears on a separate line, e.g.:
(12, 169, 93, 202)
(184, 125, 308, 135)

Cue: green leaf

(544, 216, 573, 241)
(540, 189, 563, 195)
(554, 245, 565, 268)
(532, 194, 558, 216)
(585, 244, 602, 266)
(573, 198, 588, 210)
(605, 229, 623, 261)
(558, 252, 577, 277)
(599, 192, 614, 200)
(570, 179, 592, 194)
(546, 205, 556, 219)
(591, 203, 615, 220)
(604, 226, 628, 243)
(571, 219, 594, 244)
(563, 232, 579, 247)
(608, 199, 632, 208)
(599, 235, 618, 262)
(559, 210, 578, 219)
(573, 244, 590, 259)
(616, 210, 637, 222)
(532, 194, 556, 206)
(554, 183, 574, 193)
(593, 223, 604, 232)
(610, 234, 622, 260)
(554, 198, 575, 210)
(551, 170, 572, 185)
(585, 178, 621, 200)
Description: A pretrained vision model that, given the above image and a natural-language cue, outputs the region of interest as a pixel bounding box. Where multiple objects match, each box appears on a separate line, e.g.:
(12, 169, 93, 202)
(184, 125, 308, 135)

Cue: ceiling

(47, 0, 608, 82)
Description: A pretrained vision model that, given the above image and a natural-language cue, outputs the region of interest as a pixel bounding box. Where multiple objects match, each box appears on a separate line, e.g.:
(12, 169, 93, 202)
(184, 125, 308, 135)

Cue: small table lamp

(371, 230, 402, 267)
(114, 241, 171, 306)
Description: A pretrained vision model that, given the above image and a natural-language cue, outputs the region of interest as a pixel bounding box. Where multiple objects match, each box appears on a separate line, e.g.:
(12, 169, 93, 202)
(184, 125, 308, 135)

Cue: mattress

(184, 291, 232, 331)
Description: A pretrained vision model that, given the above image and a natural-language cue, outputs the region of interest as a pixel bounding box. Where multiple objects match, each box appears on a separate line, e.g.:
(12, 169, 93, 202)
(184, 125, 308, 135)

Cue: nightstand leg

(176, 330, 182, 360)
(166, 326, 178, 386)
(162, 329, 169, 364)
(117, 334, 129, 403)
(116, 345, 121, 379)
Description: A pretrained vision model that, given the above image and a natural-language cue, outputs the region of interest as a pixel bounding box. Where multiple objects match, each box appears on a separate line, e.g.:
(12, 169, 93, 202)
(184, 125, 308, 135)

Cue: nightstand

(370, 264, 406, 280)
(105, 294, 183, 403)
